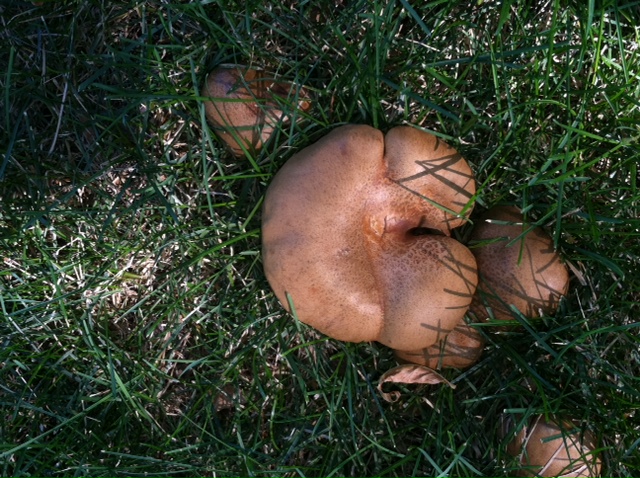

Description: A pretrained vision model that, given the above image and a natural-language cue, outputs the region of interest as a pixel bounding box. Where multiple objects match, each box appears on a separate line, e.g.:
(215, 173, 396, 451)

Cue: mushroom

(201, 65, 310, 156)
(393, 321, 484, 370)
(262, 124, 478, 357)
(468, 206, 570, 323)
(505, 415, 601, 477)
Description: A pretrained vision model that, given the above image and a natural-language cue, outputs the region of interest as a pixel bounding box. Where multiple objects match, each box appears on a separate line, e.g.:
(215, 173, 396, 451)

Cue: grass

(1, 0, 639, 476)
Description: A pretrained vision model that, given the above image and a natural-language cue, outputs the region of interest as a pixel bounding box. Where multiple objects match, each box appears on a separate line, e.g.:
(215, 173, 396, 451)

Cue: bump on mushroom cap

(384, 126, 476, 233)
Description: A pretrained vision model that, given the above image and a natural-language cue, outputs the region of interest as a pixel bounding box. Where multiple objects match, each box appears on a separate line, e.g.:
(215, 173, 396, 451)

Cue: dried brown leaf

(377, 364, 455, 402)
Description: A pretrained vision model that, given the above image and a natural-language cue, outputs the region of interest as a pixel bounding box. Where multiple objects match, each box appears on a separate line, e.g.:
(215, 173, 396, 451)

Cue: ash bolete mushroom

(262, 124, 477, 356)
(505, 415, 601, 477)
(469, 206, 569, 323)
(201, 65, 310, 156)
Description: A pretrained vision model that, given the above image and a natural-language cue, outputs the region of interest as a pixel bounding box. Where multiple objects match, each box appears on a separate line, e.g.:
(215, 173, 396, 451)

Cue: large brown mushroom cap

(262, 124, 477, 352)
(201, 66, 310, 156)
(506, 416, 601, 477)
(469, 206, 570, 322)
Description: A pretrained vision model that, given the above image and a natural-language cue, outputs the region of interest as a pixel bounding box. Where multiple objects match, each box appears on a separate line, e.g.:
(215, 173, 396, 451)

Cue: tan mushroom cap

(506, 416, 601, 477)
(394, 321, 484, 370)
(201, 66, 310, 156)
(262, 124, 477, 352)
(469, 206, 570, 322)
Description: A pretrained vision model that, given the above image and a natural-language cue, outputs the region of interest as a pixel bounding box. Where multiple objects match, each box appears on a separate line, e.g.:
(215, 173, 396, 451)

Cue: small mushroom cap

(506, 416, 601, 478)
(262, 124, 477, 351)
(201, 66, 310, 156)
(468, 206, 570, 322)
(394, 321, 484, 369)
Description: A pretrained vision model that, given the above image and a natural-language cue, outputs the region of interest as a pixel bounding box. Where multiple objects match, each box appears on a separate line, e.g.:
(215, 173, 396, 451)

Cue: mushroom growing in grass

(468, 206, 570, 324)
(262, 124, 478, 364)
(201, 65, 310, 156)
(504, 415, 601, 477)
(394, 321, 485, 370)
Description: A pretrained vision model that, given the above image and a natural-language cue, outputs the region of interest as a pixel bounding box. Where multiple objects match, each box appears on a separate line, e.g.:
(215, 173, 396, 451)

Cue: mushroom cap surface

(469, 206, 569, 322)
(201, 66, 309, 155)
(394, 321, 484, 369)
(506, 416, 601, 477)
(262, 124, 477, 352)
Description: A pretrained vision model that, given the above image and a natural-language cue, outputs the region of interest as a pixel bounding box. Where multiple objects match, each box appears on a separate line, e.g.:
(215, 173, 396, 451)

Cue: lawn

(1, 0, 639, 476)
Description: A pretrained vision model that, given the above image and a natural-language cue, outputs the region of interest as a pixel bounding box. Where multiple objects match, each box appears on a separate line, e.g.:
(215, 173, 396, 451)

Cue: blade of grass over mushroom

(392, 180, 475, 221)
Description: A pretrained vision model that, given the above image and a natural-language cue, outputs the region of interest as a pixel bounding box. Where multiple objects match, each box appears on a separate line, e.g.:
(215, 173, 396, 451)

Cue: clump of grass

(1, 1, 639, 476)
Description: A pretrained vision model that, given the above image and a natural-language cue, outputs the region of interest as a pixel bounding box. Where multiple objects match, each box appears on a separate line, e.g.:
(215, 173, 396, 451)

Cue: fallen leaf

(377, 364, 455, 402)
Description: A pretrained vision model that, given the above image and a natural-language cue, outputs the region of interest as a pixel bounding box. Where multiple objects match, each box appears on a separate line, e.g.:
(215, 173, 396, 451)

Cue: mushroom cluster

(199, 54, 599, 478)
(261, 124, 570, 373)
(200, 69, 570, 353)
